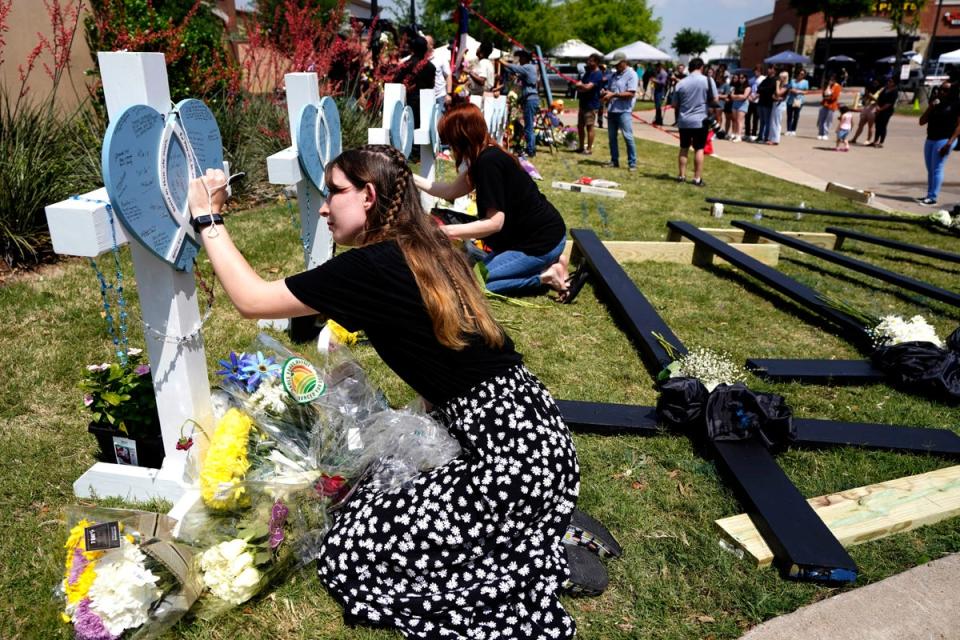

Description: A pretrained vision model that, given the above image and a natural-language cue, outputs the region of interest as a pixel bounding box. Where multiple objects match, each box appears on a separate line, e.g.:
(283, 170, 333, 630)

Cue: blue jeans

(768, 102, 785, 143)
(817, 107, 834, 137)
(523, 96, 539, 156)
(925, 138, 956, 201)
(757, 105, 771, 141)
(654, 88, 665, 124)
(483, 237, 566, 295)
(607, 111, 636, 168)
(436, 95, 447, 116)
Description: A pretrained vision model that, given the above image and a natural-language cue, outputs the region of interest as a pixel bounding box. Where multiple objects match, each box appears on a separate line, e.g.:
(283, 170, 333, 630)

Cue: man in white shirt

(426, 35, 451, 115)
(467, 41, 495, 95)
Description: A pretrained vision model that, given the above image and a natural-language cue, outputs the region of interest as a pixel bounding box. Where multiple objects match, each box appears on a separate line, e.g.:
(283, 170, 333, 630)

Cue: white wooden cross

(266, 72, 334, 271)
(44, 52, 213, 505)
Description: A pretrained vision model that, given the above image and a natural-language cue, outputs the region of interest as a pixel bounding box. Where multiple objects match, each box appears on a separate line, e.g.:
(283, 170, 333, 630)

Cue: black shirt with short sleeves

(471, 146, 566, 255)
(927, 98, 960, 141)
(284, 241, 522, 406)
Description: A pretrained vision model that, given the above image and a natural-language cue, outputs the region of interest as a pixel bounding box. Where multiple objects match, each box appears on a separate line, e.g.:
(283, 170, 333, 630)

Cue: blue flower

(216, 351, 252, 388)
(241, 351, 281, 392)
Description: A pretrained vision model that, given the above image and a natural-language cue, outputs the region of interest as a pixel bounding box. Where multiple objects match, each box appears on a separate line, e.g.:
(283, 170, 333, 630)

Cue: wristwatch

(191, 213, 224, 234)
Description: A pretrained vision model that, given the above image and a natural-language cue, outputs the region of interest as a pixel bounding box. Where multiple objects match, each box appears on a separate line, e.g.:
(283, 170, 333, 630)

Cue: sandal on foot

(559, 545, 609, 597)
(560, 268, 589, 304)
(563, 508, 623, 559)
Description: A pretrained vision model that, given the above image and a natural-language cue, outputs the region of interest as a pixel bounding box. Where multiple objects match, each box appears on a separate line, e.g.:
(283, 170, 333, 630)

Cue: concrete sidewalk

(625, 105, 942, 215)
(738, 554, 960, 640)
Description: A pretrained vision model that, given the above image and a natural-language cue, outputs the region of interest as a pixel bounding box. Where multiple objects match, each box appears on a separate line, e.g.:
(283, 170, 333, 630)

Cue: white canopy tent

(550, 39, 602, 59)
(939, 48, 960, 64)
(605, 41, 671, 62)
(433, 34, 504, 62)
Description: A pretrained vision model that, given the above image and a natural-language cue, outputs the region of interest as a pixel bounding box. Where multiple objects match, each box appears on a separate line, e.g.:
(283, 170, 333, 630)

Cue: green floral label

(281, 357, 325, 403)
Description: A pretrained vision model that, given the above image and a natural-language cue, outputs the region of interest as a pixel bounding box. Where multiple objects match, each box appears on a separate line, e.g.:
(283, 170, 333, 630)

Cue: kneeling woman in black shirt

(187, 145, 580, 639)
(414, 102, 571, 298)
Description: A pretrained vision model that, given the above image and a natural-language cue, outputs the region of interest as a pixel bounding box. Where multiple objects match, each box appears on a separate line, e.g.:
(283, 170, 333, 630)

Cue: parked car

(544, 64, 583, 99)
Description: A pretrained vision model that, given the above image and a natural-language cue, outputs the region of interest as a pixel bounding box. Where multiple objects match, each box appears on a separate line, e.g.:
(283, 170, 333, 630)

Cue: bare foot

(539, 262, 569, 296)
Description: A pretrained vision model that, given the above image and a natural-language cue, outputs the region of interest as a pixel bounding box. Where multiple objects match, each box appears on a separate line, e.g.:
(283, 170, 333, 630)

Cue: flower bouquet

(821, 295, 960, 402)
(79, 348, 163, 468)
(58, 508, 201, 639)
(928, 209, 960, 234)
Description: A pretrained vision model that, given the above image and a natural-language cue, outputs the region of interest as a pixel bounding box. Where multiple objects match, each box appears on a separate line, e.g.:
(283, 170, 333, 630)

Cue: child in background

(836, 105, 853, 152)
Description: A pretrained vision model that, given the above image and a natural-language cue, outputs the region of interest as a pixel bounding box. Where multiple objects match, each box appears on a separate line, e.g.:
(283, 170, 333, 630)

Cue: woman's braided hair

(326, 145, 503, 350)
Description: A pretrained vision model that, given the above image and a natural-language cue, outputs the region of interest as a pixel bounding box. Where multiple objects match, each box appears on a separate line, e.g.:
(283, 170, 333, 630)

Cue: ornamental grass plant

(2, 129, 959, 639)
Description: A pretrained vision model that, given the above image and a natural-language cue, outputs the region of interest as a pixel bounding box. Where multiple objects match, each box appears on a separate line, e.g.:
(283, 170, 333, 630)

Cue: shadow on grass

(779, 255, 960, 321)
(840, 245, 960, 277)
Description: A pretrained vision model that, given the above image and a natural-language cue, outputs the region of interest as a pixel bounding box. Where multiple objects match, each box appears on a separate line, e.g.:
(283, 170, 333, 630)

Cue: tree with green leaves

(566, 0, 661, 55)
(789, 0, 873, 84)
(421, 0, 570, 52)
(879, 0, 928, 73)
(671, 28, 713, 57)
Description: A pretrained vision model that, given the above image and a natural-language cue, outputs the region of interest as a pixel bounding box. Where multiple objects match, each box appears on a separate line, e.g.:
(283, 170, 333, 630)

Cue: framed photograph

(112, 436, 139, 467)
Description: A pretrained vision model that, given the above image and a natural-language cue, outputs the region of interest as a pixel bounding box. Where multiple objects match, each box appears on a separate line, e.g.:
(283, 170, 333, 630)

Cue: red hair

(437, 103, 499, 177)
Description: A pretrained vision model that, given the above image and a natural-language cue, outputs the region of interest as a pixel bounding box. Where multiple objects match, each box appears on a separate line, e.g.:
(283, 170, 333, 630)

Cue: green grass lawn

(2, 131, 959, 639)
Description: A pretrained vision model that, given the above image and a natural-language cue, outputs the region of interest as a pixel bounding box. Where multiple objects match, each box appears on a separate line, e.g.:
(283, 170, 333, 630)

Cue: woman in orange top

(816, 74, 842, 139)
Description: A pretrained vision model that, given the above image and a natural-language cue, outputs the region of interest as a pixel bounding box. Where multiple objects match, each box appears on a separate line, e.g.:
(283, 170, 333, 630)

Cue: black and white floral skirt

(318, 364, 581, 639)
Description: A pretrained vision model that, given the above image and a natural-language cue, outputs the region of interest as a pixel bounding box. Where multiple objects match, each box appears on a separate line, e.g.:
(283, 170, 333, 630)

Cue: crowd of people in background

(390, 29, 957, 209)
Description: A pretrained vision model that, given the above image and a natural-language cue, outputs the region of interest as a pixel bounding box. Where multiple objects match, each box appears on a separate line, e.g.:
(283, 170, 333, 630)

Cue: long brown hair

(326, 145, 504, 350)
(437, 102, 500, 179)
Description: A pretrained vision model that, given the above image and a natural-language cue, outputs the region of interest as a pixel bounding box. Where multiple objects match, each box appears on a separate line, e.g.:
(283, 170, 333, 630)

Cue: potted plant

(79, 348, 165, 468)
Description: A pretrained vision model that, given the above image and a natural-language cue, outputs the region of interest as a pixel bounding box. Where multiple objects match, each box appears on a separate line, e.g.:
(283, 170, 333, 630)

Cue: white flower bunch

(668, 347, 745, 392)
(870, 315, 942, 348)
(249, 376, 289, 417)
(198, 539, 262, 605)
(929, 210, 957, 228)
(86, 537, 162, 636)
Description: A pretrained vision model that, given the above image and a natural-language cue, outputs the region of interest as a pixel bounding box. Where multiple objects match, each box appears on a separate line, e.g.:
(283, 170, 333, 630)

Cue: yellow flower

(62, 519, 105, 608)
(200, 408, 255, 510)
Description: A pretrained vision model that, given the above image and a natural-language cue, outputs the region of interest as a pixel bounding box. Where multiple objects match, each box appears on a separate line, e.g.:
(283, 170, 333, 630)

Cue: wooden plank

(826, 181, 875, 205)
(716, 465, 960, 567)
(562, 240, 780, 266)
(552, 181, 626, 198)
(666, 228, 837, 250)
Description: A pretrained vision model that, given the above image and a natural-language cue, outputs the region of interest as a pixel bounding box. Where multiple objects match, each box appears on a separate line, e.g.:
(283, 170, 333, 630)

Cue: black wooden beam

(793, 419, 960, 457)
(569, 228, 684, 373)
(665, 221, 867, 339)
(711, 439, 858, 584)
(556, 400, 662, 435)
(732, 221, 960, 307)
(746, 359, 884, 384)
(828, 226, 960, 265)
(706, 197, 924, 224)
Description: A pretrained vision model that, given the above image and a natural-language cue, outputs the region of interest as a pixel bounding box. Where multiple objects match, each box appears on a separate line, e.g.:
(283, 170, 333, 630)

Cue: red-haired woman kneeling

(415, 103, 571, 299)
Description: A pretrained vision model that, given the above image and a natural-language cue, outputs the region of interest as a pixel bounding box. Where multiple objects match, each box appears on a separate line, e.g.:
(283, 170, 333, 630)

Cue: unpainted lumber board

(715, 465, 960, 567)
(666, 227, 837, 250)
(562, 240, 780, 266)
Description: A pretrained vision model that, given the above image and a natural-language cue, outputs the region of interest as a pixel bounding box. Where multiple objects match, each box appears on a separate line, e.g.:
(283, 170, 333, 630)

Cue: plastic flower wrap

(929, 209, 955, 229)
(57, 508, 200, 640)
(182, 333, 462, 613)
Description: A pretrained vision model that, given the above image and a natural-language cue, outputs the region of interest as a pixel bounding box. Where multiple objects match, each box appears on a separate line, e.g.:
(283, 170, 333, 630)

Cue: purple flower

(268, 499, 289, 549)
(68, 547, 88, 584)
(83, 394, 94, 407)
(73, 598, 117, 640)
(134, 364, 150, 377)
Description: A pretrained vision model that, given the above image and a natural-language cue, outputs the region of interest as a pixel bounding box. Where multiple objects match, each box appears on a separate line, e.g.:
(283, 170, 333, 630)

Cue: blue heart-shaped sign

(101, 99, 223, 271)
(429, 102, 441, 156)
(297, 97, 343, 195)
(389, 102, 415, 158)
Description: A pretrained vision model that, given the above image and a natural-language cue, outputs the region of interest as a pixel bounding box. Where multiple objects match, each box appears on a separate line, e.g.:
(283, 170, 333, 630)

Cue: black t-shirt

(756, 77, 776, 107)
(471, 146, 566, 255)
(876, 88, 898, 113)
(928, 99, 960, 140)
(284, 241, 522, 405)
(404, 59, 436, 128)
